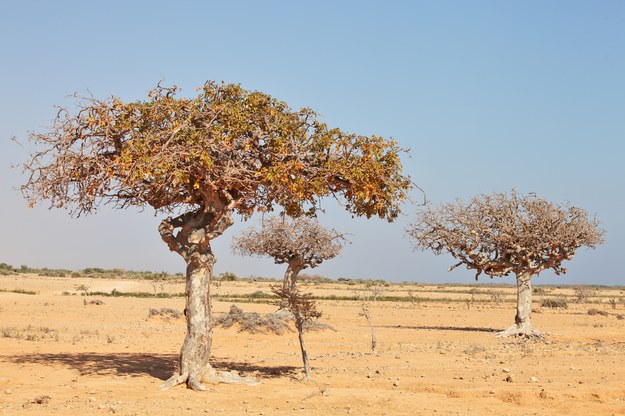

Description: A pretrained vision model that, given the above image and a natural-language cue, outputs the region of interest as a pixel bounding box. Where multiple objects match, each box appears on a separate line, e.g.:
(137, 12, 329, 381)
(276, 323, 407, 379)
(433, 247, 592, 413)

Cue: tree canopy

(20, 81, 412, 221)
(407, 190, 604, 280)
(232, 216, 347, 269)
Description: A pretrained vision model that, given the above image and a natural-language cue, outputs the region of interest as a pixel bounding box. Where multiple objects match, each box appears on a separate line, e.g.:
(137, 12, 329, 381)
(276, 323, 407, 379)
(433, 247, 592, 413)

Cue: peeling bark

(283, 260, 303, 291)
(497, 272, 541, 338)
(159, 197, 257, 390)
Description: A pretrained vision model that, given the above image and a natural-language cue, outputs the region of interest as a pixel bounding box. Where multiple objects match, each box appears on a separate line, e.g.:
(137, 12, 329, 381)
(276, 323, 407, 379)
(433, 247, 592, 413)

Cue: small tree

(232, 216, 347, 379)
(357, 282, 384, 354)
(18, 81, 412, 390)
(407, 190, 604, 337)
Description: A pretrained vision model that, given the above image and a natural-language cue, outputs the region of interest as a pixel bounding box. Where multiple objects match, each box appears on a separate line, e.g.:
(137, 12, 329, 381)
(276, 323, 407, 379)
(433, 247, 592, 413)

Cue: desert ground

(1, 273, 625, 415)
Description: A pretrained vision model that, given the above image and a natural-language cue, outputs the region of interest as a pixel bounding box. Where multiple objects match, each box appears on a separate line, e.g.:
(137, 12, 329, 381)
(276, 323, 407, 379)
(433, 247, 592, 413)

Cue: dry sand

(1, 274, 624, 415)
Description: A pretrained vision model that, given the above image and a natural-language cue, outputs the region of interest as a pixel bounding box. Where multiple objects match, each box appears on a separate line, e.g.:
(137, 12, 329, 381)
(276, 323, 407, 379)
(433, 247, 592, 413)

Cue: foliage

(19, 81, 412, 221)
(233, 216, 347, 268)
(271, 284, 322, 326)
(407, 190, 605, 280)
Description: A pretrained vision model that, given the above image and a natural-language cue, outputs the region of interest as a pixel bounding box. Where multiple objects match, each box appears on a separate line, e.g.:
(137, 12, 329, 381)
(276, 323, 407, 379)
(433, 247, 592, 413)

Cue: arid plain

(1, 273, 624, 415)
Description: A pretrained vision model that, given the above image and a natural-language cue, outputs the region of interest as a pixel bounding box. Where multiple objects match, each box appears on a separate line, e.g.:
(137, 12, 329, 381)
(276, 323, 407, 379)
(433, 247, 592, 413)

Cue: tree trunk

(361, 306, 377, 354)
(296, 320, 311, 380)
(159, 203, 257, 390)
(497, 271, 540, 338)
(283, 260, 303, 291)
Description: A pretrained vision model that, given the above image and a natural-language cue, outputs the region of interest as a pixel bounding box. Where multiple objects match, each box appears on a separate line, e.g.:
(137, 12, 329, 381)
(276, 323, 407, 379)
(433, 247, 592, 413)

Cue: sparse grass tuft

(1, 325, 59, 341)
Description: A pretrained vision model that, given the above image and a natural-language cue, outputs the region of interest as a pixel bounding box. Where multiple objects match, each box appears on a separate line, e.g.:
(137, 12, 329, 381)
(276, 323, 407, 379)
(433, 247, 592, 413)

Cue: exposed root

(188, 374, 209, 391)
(160, 369, 258, 391)
(202, 369, 259, 386)
(496, 324, 542, 339)
(160, 373, 188, 390)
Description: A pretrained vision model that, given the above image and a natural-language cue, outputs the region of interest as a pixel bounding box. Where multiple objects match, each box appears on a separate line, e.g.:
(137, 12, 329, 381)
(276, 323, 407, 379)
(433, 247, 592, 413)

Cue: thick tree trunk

(497, 271, 540, 338)
(159, 201, 257, 390)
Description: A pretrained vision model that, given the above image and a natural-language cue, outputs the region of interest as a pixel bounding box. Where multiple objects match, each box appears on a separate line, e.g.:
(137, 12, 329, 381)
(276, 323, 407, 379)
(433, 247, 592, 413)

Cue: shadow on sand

(4, 353, 299, 381)
(381, 324, 499, 333)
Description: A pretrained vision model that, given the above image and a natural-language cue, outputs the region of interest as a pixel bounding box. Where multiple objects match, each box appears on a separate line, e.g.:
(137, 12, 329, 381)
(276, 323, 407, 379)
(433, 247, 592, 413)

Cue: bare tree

(357, 282, 384, 354)
(233, 216, 347, 379)
(407, 190, 604, 337)
(17, 81, 413, 390)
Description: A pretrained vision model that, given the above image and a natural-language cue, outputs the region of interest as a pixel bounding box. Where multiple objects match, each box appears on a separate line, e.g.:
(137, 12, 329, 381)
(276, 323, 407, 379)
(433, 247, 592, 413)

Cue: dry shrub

(148, 308, 183, 319)
(214, 305, 293, 335)
(540, 297, 568, 309)
(587, 308, 609, 316)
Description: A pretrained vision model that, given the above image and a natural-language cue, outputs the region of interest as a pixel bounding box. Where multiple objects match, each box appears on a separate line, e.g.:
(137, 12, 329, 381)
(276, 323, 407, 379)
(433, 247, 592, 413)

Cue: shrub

(587, 308, 609, 316)
(540, 297, 568, 309)
(214, 305, 293, 335)
(218, 272, 238, 281)
(148, 308, 183, 319)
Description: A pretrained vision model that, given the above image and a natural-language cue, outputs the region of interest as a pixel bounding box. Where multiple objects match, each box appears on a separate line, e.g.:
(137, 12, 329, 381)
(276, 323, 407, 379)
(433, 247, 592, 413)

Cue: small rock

(98, 404, 107, 409)
(393, 381, 399, 387)
(89, 397, 96, 403)
(34, 395, 51, 404)
(4, 389, 12, 395)
(504, 375, 513, 383)
(502, 368, 511, 373)
(530, 376, 539, 383)
(489, 389, 496, 394)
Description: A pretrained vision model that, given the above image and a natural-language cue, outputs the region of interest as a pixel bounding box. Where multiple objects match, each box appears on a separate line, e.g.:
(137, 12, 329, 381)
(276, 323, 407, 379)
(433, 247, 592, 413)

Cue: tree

(407, 190, 604, 337)
(18, 81, 412, 390)
(232, 216, 347, 380)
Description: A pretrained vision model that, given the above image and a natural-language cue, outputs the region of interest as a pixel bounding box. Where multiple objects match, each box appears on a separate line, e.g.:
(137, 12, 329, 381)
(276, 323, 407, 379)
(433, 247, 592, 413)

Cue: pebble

(502, 368, 511, 373)
(4, 389, 12, 395)
(530, 376, 539, 383)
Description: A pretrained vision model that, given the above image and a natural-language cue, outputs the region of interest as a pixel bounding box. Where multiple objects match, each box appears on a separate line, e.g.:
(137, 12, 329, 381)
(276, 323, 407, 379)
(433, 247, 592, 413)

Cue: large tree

(18, 81, 412, 390)
(407, 190, 604, 337)
(232, 216, 347, 380)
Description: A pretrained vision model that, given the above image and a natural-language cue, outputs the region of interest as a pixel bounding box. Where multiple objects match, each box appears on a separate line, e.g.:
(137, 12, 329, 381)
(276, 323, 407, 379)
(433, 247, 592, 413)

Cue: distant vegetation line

(1, 262, 623, 291)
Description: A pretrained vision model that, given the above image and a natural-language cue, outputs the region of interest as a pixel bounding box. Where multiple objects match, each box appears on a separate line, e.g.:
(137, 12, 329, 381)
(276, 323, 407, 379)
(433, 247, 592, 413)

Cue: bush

(148, 308, 183, 319)
(587, 308, 609, 316)
(540, 297, 568, 309)
(218, 272, 238, 281)
(214, 305, 293, 335)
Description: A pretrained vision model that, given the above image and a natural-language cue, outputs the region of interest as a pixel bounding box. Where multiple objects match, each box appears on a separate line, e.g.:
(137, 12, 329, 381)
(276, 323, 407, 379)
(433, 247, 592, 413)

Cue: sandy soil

(1, 274, 625, 415)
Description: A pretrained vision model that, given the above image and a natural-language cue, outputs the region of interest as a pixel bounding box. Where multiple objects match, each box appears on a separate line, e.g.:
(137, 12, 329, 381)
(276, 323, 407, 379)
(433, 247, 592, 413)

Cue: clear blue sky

(1, 1, 623, 285)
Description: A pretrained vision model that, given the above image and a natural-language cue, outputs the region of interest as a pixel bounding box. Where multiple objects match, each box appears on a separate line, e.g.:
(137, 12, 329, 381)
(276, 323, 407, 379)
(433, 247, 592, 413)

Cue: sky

(1, 1, 623, 285)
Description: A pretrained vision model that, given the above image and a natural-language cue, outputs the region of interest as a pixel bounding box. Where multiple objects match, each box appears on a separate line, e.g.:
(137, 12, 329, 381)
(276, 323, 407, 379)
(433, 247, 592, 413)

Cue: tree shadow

(381, 324, 500, 333)
(4, 353, 299, 381)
